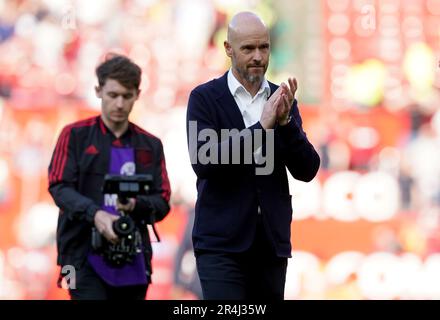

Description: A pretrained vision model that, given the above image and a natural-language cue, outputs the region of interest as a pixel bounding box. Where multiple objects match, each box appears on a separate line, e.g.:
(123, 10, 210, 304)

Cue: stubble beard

(234, 62, 266, 87)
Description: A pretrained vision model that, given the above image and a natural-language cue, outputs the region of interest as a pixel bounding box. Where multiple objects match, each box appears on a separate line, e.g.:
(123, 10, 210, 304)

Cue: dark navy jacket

(48, 116, 171, 269)
(186, 72, 320, 257)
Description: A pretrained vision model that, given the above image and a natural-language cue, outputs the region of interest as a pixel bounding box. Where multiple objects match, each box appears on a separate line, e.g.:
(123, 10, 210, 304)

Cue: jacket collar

(98, 116, 134, 138)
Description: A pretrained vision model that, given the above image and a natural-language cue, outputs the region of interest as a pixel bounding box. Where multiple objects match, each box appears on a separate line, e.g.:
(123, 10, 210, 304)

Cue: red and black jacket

(48, 116, 171, 270)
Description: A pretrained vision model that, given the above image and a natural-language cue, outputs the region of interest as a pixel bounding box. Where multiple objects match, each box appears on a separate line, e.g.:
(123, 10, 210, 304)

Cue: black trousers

(68, 261, 148, 300)
(195, 217, 288, 300)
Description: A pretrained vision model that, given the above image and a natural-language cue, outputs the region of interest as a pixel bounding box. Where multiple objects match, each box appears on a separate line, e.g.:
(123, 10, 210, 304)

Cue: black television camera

(91, 174, 153, 267)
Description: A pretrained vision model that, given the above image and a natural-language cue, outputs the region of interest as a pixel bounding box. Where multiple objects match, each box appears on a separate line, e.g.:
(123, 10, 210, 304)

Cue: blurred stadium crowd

(1, 0, 440, 299)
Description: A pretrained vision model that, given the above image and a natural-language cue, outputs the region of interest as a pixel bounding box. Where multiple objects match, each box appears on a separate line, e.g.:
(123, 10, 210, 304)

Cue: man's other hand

(277, 78, 297, 126)
(94, 210, 119, 244)
(260, 86, 284, 130)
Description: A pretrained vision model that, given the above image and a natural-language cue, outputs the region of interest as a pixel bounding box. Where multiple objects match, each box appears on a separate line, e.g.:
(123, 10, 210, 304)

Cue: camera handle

(116, 194, 161, 243)
(118, 195, 129, 206)
(116, 193, 131, 217)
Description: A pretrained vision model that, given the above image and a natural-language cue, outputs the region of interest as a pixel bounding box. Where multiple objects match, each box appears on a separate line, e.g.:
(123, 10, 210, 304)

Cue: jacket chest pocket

(135, 148, 154, 172)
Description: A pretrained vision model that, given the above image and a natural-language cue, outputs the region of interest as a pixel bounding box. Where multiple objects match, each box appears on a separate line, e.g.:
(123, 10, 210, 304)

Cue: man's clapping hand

(260, 77, 298, 129)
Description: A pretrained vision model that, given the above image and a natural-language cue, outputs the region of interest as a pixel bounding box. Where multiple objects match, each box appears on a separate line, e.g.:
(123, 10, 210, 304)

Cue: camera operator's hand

(116, 198, 136, 213)
(94, 210, 119, 244)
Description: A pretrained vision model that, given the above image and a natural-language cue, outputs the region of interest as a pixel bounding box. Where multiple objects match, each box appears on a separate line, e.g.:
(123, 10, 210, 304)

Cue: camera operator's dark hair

(96, 54, 141, 91)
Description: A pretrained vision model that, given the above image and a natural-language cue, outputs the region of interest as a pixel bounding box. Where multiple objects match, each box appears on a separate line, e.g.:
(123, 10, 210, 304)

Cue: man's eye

(108, 93, 117, 98)
(123, 95, 133, 99)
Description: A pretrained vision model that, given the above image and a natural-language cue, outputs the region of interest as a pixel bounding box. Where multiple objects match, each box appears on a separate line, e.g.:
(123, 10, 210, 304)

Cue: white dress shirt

(227, 69, 271, 168)
(227, 69, 271, 128)
(227, 69, 269, 214)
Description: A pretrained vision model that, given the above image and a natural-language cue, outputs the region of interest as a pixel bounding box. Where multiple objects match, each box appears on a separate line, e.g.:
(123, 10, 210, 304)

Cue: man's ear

(95, 86, 102, 98)
(224, 41, 233, 58)
(135, 89, 141, 100)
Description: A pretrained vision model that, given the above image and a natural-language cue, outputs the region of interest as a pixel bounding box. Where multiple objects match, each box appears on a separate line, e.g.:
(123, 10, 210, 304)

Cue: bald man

(186, 12, 320, 300)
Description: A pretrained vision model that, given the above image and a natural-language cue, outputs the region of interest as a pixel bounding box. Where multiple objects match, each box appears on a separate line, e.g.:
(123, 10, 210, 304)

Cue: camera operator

(48, 54, 171, 300)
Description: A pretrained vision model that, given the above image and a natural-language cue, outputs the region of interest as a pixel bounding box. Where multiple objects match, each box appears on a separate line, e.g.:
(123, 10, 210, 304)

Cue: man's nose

(116, 96, 124, 108)
(253, 49, 262, 63)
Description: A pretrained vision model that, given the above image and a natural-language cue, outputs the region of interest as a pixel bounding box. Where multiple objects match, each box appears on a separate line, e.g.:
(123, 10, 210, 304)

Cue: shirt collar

(98, 116, 132, 142)
(227, 68, 270, 98)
